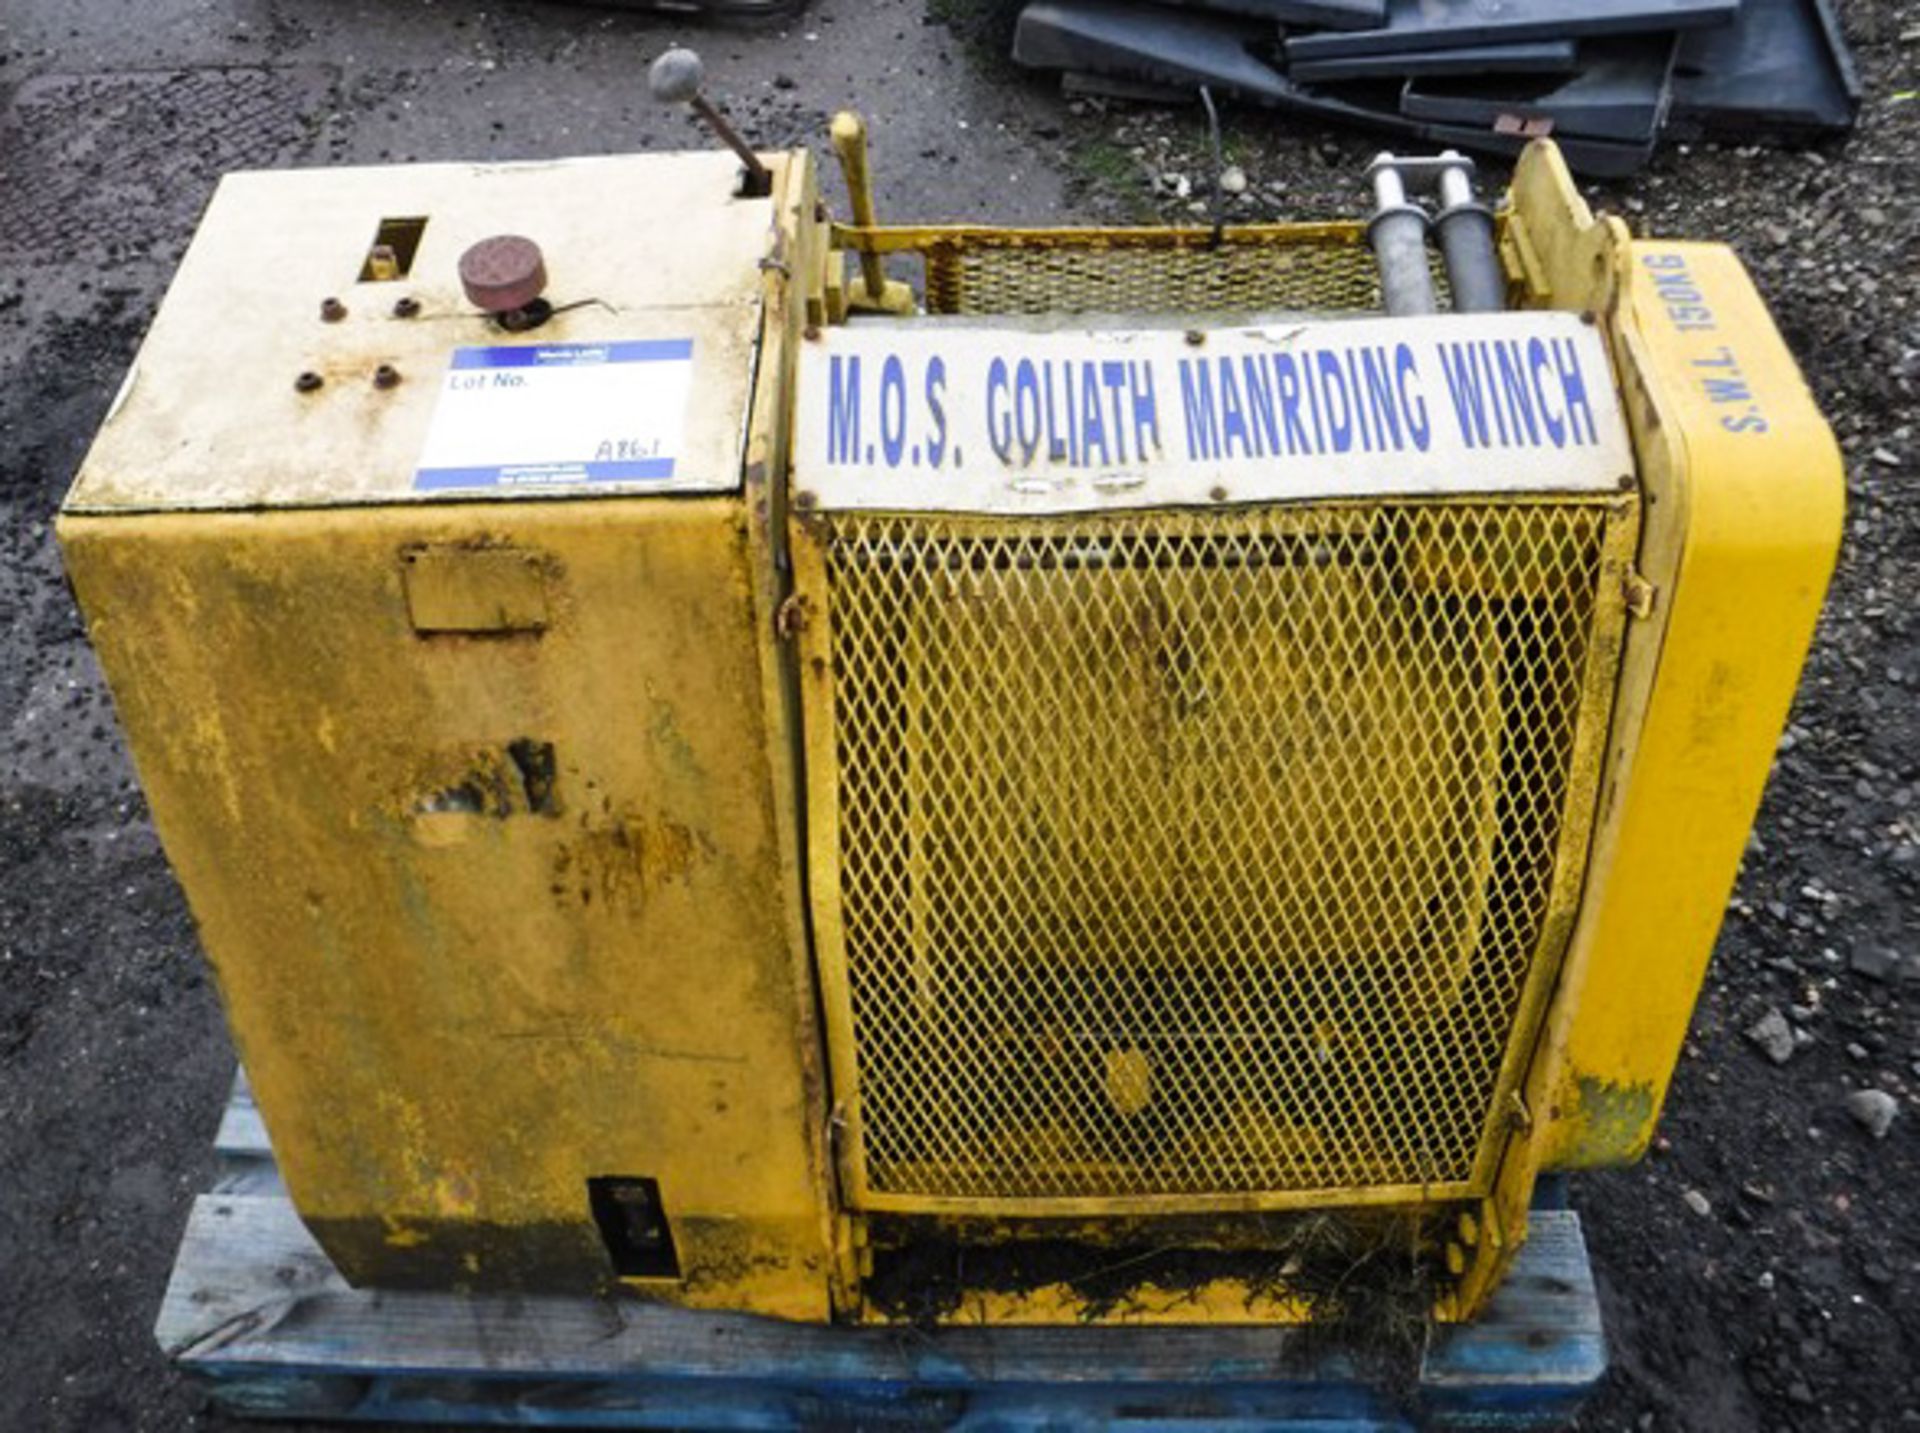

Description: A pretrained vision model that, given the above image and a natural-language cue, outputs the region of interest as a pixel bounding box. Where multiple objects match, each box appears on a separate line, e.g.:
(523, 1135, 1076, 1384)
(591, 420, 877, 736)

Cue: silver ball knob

(648, 48, 705, 105)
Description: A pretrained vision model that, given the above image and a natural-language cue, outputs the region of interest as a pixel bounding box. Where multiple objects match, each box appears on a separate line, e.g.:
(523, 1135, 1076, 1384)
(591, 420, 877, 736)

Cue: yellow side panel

(1539, 241, 1843, 1165)
(59, 499, 832, 1318)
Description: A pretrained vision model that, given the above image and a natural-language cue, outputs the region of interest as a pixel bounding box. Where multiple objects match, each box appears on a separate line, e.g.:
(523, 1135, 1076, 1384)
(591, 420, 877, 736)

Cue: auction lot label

(794, 312, 1630, 513)
(414, 339, 693, 492)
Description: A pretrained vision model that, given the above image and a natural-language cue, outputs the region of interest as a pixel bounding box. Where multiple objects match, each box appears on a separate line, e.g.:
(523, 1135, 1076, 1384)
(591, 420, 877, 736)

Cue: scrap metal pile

(1012, 0, 1859, 175)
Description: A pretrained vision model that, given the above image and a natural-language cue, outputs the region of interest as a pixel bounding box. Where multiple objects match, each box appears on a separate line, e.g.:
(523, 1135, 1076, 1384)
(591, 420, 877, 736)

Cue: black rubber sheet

(1399, 36, 1678, 143)
(1284, 0, 1738, 62)
(1669, 0, 1859, 134)
(1290, 39, 1580, 83)
(1012, 0, 1661, 176)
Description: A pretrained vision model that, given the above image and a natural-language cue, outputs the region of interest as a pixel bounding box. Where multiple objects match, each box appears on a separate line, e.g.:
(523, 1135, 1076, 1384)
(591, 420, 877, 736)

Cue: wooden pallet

(157, 1073, 1605, 1430)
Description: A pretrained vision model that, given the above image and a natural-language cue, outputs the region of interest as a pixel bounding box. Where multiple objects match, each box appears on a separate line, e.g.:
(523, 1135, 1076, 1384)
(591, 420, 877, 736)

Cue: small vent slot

(358, 216, 428, 282)
(587, 1176, 681, 1280)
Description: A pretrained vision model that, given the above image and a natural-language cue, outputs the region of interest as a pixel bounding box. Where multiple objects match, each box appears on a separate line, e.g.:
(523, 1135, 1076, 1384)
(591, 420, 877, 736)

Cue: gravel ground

(1, 0, 1916, 1429)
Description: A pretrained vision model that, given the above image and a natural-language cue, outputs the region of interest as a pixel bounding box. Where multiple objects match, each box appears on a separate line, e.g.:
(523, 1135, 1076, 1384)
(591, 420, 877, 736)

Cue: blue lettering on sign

(1218, 360, 1250, 459)
(1129, 363, 1161, 458)
(414, 340, 691, 491)
(1179, 360, 1221, 462)
(828, 355, 861, 465)
(1690, 342, 1770, 434)
(817, 329, 1610, 480)
(986, 357, 1012, 463)
(1242, 356, 1278, 455)
(924, 357, 948, 467)
(879, 356, 908, 467)
(1396, 344, 1430, 452)
(1528, 338, 1564, 446)
(1643, 253, 1772, 435)
(1080, 364, 1111, 466)
(1440, 344, 1491, 448)
(1438, 337, 1597, 450)
(1641, 251, 1717, 333)
(1316, 351, 1354, 454)
(448, 338, 694, 370)
(1160, 345, 1438, 460)
(1041, 360, 1068, 463)
(1014, 360, 1043, 464)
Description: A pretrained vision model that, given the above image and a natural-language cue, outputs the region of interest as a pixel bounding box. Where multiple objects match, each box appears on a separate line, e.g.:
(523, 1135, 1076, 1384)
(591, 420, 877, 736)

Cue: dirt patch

(0, 67, 334, 268)
(867, 1212, 1432, 1320)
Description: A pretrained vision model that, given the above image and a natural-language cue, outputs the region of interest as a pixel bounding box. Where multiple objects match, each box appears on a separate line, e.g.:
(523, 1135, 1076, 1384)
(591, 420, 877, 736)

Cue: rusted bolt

(373, 364, 401, 390)
(1208, 484, 1228, 502)
(803, 324, 821, 342)
(320, 297, 347, 323)
(1617, 473, 1635, 491)
(774, 593, 809, 639)
(793, 490, 817, 512)
(294, 371, 324, 393)
(1185, 329, 1206, 346)
(1580, 309, 1598, 325)
(392, 296, 421, 319)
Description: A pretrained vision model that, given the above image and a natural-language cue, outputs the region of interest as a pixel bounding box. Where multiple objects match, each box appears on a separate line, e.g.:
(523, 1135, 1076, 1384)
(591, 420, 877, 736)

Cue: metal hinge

(775, 593, 810, 640)
(1623, 572, 1658, 619)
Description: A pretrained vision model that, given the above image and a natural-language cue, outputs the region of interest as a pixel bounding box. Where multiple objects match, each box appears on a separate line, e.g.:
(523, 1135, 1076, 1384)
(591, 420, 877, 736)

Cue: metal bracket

(1624, 572, 1658, 619)
(775, 592, 810, 640)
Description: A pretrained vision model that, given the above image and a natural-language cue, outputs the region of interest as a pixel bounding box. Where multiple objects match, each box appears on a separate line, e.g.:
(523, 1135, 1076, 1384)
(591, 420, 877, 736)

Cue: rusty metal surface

(60, 496, 836, 1316)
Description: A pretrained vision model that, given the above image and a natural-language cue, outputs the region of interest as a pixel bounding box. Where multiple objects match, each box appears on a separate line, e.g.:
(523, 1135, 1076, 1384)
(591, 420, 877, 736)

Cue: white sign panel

(793, 312, 1630, 513)
(415, 339, 694, 493)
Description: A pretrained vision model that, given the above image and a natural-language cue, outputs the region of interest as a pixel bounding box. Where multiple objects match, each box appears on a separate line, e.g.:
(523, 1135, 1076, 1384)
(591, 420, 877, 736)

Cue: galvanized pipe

(1433, 153, 1505, 313)
(1365, 155, 1437, 318)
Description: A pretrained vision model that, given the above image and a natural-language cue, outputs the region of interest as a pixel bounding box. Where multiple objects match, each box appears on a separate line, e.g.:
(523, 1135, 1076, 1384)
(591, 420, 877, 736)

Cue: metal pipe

(1365, 155, 1437, 317)
(1432, 153, 1505, 313)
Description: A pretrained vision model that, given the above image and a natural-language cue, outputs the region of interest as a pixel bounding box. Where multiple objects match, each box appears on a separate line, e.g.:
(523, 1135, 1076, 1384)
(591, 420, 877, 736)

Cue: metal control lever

(829, 110, 915, 315)
(648, 48, 773, 199)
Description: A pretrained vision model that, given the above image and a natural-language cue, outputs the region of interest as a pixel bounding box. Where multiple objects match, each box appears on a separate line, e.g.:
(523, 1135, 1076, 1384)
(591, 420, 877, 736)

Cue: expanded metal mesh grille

(910, 230, 1451, 316)
(814, 501, 1623, 1202)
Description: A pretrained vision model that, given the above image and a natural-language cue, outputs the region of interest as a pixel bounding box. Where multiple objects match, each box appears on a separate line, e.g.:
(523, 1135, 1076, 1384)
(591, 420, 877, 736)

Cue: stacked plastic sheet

(1012, 0, 1859, 175)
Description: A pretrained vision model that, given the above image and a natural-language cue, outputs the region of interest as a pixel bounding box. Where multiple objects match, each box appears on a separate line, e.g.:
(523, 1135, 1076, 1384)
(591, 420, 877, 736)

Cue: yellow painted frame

(1452, 142, 1845, 1313)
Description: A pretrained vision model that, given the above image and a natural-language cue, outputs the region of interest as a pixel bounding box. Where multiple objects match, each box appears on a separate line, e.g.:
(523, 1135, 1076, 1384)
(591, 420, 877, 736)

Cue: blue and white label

(794, 313, 1630, 513)
(414, 339, 694, 492)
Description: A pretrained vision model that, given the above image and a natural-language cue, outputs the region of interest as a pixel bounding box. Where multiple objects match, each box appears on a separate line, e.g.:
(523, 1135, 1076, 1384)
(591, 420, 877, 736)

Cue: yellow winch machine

(65, 47, 1839, 1430)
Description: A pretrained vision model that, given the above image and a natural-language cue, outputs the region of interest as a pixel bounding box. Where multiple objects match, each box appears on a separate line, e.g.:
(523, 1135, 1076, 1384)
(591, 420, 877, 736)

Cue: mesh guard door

(794, 498, 1637, 1216)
